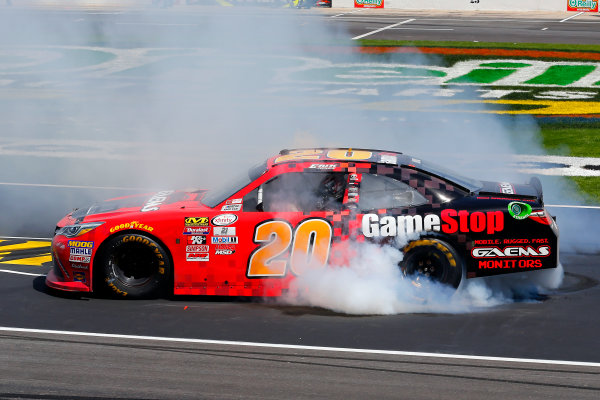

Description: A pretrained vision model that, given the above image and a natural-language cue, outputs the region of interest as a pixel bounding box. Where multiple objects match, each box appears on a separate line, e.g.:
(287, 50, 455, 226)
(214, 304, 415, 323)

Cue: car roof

(269, 148, 417, 167)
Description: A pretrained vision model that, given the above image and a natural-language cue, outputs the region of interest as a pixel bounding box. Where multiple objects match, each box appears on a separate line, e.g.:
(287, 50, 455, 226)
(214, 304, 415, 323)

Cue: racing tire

(98, 233, 171, 299)
(401, 239, 463, 289)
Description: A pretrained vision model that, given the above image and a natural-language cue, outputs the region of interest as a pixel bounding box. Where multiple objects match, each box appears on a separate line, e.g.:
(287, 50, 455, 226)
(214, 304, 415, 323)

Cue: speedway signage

(355, 0, 383, 8)
(567, 0, 598, 11)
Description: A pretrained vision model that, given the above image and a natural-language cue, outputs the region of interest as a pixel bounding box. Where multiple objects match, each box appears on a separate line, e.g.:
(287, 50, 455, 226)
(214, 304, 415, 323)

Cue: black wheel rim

(108, 242, 159, 288)
(404, 250, 451, 284)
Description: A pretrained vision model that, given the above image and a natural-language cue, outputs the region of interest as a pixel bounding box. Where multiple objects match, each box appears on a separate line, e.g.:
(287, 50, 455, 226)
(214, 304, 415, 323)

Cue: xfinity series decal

(362, 210, 504, 237)
(212, 214, 238, 226)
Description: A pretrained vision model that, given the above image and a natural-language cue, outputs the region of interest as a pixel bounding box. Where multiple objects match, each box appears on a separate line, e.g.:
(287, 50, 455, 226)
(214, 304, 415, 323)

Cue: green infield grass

(539, 121, 600, 204)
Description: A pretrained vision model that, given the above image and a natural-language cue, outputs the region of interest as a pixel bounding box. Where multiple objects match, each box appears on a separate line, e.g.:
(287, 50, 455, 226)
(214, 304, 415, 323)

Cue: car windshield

(200, 161, 268, 208)
(419, 160, 482, 192)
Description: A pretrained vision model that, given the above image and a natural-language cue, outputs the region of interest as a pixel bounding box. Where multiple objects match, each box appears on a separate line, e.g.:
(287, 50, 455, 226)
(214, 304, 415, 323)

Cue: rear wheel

(401, 239, 463, 289)
(99, 233, 170, 298)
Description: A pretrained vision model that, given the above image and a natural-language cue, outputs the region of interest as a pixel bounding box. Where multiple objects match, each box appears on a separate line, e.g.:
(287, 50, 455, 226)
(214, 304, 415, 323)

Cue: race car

(47, 148, 559, 298)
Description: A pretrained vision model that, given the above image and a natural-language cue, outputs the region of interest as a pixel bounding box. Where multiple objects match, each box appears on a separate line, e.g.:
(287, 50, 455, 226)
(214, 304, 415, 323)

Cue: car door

(233, 169, 348, 295)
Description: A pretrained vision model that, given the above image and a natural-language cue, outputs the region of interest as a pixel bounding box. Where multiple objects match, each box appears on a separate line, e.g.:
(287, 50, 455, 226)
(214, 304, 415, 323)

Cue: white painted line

(541, 27, 548, 31)
(352, 18, 416, 41)
(0, 270, 45, 277)
(546, 204, 600, 210)
(0, 326, 598, 368)
(331, 10, 363, 18)
(365, 27, 453, 31)
(0, 236, 52, 241)
(0, 182, 147, 191)
(560, 12, 584, 23)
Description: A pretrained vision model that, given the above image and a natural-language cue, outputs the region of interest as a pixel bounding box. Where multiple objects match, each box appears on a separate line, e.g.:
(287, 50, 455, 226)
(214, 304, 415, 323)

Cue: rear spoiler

(529, 177, 543, 205)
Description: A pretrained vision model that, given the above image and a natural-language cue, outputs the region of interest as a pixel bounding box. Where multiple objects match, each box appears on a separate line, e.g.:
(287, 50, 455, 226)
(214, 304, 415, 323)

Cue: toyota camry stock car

(47, 148, 559, 298)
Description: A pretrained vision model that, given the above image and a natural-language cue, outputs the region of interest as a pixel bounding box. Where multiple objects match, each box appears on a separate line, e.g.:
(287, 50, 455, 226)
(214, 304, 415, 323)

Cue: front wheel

(400, 239, 463, 289)
(98, 233, 171, 298)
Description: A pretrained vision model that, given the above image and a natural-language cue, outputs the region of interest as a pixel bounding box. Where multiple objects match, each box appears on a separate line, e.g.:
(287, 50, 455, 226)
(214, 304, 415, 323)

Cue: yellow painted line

(359, 99, 600, 115)
(0, 253, 52, 267)
(0, 241, 51, 252)
(484, 100, 600, 115)
(215, 0, 233, 6)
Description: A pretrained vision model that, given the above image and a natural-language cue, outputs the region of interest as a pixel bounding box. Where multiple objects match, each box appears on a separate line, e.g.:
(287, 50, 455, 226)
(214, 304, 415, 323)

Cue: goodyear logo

(185, 217, 209, 227)
(67, 241, 94, 248)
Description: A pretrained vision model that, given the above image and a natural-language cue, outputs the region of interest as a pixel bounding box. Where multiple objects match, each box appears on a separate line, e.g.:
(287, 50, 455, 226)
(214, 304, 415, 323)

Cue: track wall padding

(332, 0, 574, 11)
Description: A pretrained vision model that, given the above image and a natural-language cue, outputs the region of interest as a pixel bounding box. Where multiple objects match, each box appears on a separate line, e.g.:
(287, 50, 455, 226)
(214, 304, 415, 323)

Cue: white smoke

(279, 238, 563, 315)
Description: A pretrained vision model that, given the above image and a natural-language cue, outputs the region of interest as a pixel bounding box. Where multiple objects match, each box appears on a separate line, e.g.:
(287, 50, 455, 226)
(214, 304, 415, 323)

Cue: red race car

(47, 148, 559, 298)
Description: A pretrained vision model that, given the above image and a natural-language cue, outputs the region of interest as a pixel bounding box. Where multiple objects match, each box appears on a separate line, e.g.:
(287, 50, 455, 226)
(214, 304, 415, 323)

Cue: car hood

(70, 189, 208, 222)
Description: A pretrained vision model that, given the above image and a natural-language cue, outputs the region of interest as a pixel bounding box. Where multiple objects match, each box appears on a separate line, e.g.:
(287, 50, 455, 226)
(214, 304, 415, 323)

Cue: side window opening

(244, 172, 347, 213)
(358, 174, 427, 211)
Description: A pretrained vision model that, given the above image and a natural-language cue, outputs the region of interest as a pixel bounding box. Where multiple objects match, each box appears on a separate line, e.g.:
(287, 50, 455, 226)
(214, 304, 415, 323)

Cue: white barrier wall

(332, 0, 572, 11)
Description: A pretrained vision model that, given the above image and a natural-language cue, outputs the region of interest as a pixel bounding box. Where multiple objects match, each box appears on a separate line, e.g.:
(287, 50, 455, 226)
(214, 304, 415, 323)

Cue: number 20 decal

(247, 218, 333, 278)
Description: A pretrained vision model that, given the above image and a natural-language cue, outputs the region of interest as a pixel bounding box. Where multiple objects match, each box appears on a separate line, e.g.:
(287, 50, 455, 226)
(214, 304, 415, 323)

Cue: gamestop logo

(362, 210, 504, 237)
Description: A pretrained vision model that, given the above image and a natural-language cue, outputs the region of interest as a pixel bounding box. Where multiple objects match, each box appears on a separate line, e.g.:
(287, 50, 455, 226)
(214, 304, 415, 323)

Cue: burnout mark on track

(0, 239, 51, 267)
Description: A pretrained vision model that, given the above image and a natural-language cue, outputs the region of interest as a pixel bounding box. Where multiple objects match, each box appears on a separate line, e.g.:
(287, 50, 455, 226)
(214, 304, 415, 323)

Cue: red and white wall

(333, 0, 596, 12)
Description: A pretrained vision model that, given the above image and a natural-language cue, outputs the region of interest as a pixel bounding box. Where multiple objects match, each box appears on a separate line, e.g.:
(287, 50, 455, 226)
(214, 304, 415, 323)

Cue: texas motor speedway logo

(4, 46, 600, 115)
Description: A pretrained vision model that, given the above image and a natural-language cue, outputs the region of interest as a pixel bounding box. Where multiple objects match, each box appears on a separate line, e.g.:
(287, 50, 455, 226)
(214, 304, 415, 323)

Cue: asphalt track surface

(1, 5, 600, 399)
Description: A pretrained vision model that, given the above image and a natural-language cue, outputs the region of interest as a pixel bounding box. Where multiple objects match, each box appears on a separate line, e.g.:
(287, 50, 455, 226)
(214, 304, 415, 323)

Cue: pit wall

(331, 0, 578, 12)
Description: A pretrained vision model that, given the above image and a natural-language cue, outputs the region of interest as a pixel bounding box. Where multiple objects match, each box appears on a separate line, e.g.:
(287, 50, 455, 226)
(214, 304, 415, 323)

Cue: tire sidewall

(402, 238, 463, 289)
(99, 233, 170, 299)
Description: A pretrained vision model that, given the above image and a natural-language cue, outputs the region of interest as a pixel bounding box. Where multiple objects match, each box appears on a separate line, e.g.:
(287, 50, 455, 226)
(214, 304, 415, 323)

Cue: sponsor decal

(214, 244, 235, 255)
(184, 217, 209, 227)
(309, 163, 337, 170)
(499, 182, 515, 195)
(349, 173, 359, 181)
(478, 259, 543, 269)
(212, 214, 238, 226)
(215, 249, 235, 255)
(187, 236, 207, 245)
(362, 210, 504, 237)
(183, 226, 209, 235)
(567, 0, 598, 12)
(354, 0, 383, 8)
(141, 190, 173, 212)
(109, 221, 154, 233)
(186, 245, 209, 252)
(472, 245, 551, 258)
(508, 201, 532, 220)
(69, 255, 91, 263)
(70, 263, 89, 270)
(69, 247, 92, 256)
(213, 227, 236, 236)
(226, 198, 243, 205)
(186, 252, 209, 262)
(73, 272, 86, 283)
(211, 236, 239, 244)
(67, 240, 93, 248)
(221, 204, 242, 212)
